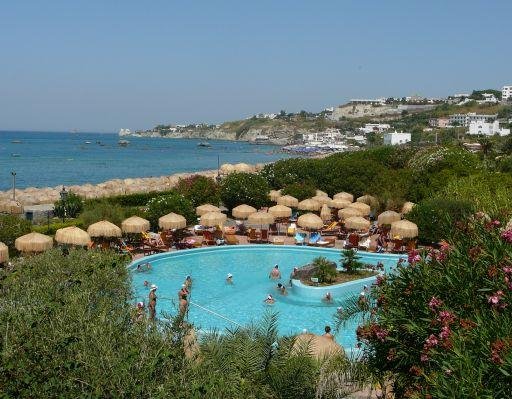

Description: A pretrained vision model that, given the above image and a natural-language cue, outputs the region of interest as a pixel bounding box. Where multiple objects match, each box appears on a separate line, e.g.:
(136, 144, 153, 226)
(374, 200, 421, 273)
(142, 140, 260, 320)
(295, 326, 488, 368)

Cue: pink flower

(375, 328, 389, 342)
(420, 353, 429, 362)
(424, 334, 439, 349)
(437, 310, 456, 325)
(428, 296, 443, 311)
(439, 326, 451, 340)
(488, 290, 505, 308)
(503, 267, 512, 275)
(408, 250, 421, 264)
(375, 275, 385, 286)
(488, 295, 500, 305)
(502, 230, 512, 244)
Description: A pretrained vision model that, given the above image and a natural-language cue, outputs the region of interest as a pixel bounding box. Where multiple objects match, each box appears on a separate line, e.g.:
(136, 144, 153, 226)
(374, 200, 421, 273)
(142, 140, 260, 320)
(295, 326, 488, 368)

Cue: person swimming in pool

(323, 292, 333, 303)
(264, 294, 275, 304)
(269, 264, 281, 280)
(277, 283, 287, 296)
(184, 275, 192, 288)
(226, 273, 233, 284)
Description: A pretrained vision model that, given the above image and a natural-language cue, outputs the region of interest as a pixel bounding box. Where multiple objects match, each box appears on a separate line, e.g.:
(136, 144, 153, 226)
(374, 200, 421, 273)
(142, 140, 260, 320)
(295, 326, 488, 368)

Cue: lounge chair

(308, 232, 321, 246)
(260, 229, 270, 243)
(345, 233, 360, 249)
(294, 232, 306, 245)
(224, 234, 239, 245)
(272, 237, 285, 245)
(202, 231, 216, 246)
(248, 228, 260, 244)
(391, 239, 404, 253)
(287, 223, 297, 236)
(320, 222, 339, 236)
(316, 235, 335, 248)
(269, 223, 278, 235)
(289, 212, 298, 222)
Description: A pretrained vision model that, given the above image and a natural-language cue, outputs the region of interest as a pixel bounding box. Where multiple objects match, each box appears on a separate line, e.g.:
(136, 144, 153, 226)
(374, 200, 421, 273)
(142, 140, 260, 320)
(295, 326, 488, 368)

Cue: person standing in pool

(184, 275, 192, 288)
(148, 285, 158, 321)
(323, 325, 335, 341)
(277, 283, 287, 295)
(269, 264, 281, 280)
(226, 273, 233, 284)
(179, 294, 189, 316)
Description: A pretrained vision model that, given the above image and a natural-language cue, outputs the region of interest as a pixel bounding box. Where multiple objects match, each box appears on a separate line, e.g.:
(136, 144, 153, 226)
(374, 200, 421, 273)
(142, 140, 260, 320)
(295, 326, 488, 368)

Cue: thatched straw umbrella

(297, 213, 324, 230)
(344, 216, 371, 231)
(338, 207, 363, 220)
(277, 195, 299, 208)
(402, 202, 415, 215)
(268, 205, 292, 218)
(232, 204, 257, 219)
(159, 213, 187, 230)
(247, 211, 275, 225)
(55, 226, 91, 246)
(87, 221, 122, 238)
(0, 199, 24, 214)
(320, 204, 332, 221)
(311, 196, 331, 206)
(329, 199, 352, 209)
(196, 204, 221, 216)
(200, 211, 227, 227)
(269, 190, 282, 202)
(357, 195, 378, 209)
(15, 232, 53, 253)
(315, 190, 328, 197)
(0, 242, 8, 263)
(390, 220, 418, 239)
(333, 192, 354, 202)
(347, 202, 371, 217)
(298, 198, 321, 211)
(121, 216, 150, 234)
(377, 211, 401, 226)
(234, 163, 253, 173)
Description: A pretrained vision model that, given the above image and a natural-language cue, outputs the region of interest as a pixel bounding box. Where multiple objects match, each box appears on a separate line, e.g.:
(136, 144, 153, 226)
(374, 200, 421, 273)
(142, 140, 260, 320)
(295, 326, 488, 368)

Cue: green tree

(146, 191, 196, 228)
(340, 249, 364, 274)
(79, 200, 129, 228)
(54, 192, 84, 218)
(312, 257, 338, 284)
(0, 214, 32, 252)
(175, 174, 220, 207)
(220, 172, 270, 210)
(281, 182, 316, 201)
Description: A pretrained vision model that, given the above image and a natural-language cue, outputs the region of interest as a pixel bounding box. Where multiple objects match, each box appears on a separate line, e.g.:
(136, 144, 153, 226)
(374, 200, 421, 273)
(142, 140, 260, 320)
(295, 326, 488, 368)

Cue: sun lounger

(272, 237, 285, 245)
(248, 228, 260, 244)
(260, 229, 270, 243)
(294, 232, 306, 245)
(287, 223, 297, 236)
(289, 212, 298, 222)
(308, 232, 321, 246)
(345, 233, 360, 249)
(202, 231, 216, 246)
(224, 234, 239, 245)
(320, 222, 339, 236)
(316, 236, 336, 248)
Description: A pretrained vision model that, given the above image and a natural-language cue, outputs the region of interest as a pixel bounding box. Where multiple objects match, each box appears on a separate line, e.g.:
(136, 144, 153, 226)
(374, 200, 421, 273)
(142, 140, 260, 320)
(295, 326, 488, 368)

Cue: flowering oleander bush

(281, 182, 316, 201)
(339, 217, 512, 398)
(220, 172, 270, 210)
(175, 174, 220, 207)
(146, 191, 196, 228)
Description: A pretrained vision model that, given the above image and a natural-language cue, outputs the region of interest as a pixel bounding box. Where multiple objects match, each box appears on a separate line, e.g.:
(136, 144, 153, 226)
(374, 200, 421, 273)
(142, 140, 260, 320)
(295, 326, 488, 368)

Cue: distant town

(120, 84, 512, 155)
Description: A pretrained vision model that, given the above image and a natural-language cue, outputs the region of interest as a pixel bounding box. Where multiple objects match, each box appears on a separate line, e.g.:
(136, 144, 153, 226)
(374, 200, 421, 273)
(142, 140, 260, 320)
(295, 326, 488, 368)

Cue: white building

(358, 123, 391, 134)
(503, 85, 512, 101)
(449, 112, 497, 127)
(468, 121, 510, 136)
(383, 131, 411, 146)
(478, 93, 499, 104)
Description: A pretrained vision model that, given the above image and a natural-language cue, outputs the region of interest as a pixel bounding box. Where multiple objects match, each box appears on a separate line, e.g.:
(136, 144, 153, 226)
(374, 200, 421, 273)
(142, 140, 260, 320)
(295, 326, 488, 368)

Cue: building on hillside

(358, 123, 390, 134)
(449, 112, 497, 127)
(503, 85, 512, 102)
(349, 98, 387, 106)
(477, 93, 499, 104)
(429, 117, 450, 128)
(467, 121, 510, 136)
(383, 131, 411, 146)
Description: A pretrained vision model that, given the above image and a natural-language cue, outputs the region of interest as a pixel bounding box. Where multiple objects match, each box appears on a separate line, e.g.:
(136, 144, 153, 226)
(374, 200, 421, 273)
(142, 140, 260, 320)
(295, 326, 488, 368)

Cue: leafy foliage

(220, 172, 270, 210)
(32, 219, 85, 235)
(281, 182, 316, 201)
(79, 200, 133, 228)
(175, 174, 220, 207)
(340, 249, 365, 274)
(146, 191, 196, 228)
(54, 192, 84, 218)
(0, 214, 32, 252)
(312, 257, 338, 284)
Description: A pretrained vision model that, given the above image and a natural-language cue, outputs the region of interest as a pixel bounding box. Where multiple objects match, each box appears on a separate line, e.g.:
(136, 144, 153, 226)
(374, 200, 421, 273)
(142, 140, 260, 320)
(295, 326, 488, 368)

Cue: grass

(302, 270, 378, 286)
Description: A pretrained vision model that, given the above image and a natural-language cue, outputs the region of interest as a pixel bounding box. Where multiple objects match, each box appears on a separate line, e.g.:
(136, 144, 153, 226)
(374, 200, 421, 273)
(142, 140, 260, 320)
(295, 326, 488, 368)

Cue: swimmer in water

(277, 283, 287, 295)
(264, 294, 275, 304)
(323, 292, 333, 303)
(226, 273, 233, 284)
(269, 264, 281, 280)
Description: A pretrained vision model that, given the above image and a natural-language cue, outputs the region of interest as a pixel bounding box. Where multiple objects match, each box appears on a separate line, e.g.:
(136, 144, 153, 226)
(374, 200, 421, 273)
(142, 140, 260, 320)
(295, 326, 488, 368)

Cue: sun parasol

(338, 207, 363, 220)
(196, 203, 221, 216)
(298, 198, 321, 211)
(344, 216, 371, 231)
(247, 211, 275, 225)
(297, 213, 324, 230)
(277, 195, 299, 207)
(0, 199, 24, 214)
(269, 190, 282, 202)
(357, 195, 378, 209)
(87, 221, 122, 238)
(377, 211, 401, 226)
(159, 213, 187, 230)
(401, 202, 415, 214)
(329, 198, 352, 209)
(15, 232, 53, 253)
(347, 202, 371, 216)
(315, 190, 328, 197)
(232, 204, 257, 219)
(268, 204, 292, 218)
(121, 216, 150, 233)
(390, 220, 418, 238)
(320, 204, 332, 221)
(333, 192, 354, 202)
(0, 242, 8, 263)
(55, 226, 91, 246)
(200, 211, 227, 227)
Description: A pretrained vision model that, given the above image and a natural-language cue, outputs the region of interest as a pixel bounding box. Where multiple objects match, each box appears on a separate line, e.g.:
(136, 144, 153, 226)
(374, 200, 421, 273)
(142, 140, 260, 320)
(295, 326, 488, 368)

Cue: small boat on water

(197, 142, 211, 148)
(11, 140, 22, 144)
(118, 140, 130, 147)
(11, 153, 20, 157)
(85, 141, 92, 144)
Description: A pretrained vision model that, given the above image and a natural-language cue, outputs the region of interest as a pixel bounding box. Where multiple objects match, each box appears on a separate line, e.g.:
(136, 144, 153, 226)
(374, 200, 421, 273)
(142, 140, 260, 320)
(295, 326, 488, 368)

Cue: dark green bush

(146, 191, 196, 228)
(0, 214, 32, 252)
(84, 190, 175, 208)
(407, 198, 475, 244)
(312, 256, 338, 283)
(54, 192, 84, 218)
(80, 201, 130, 228)
(220, 172, 270, 210)
(175, 174, 220, 207)
(32, 219, 84, 235)
(281, 182, 316, 201)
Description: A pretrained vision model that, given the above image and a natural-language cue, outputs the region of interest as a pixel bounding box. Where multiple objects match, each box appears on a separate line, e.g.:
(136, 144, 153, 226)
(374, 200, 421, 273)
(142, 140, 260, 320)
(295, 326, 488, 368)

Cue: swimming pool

(130, 245, 402, 349)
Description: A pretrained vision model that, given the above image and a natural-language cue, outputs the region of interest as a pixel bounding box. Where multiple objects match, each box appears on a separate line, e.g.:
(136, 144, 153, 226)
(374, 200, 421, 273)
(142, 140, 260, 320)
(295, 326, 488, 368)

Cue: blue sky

(1, 0, 511, 132)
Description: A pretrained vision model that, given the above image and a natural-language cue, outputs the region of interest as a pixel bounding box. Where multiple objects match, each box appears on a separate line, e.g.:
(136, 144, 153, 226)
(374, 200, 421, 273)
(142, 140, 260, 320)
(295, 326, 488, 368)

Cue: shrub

(312, 256, 338, 284)
(146, 191, 196, 228)
(79, 201, 130, 228)
(84, 190, 176, 208)
(281, 182, 316, 201)
(220, 172, 270, 210)
(340, 249, 365, 274)
(343, 218, 512, 398)
(407, 198, 475, 244)
(175, 174, 220, 207)
(54, 192, 84, 218)
(32, 219, 84, 235)
(0, 214, 32, 252)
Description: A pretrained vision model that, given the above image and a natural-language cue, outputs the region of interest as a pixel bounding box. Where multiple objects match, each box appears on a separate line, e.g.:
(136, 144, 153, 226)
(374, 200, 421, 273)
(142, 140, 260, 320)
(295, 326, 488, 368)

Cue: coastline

(0, 164, 263, 206)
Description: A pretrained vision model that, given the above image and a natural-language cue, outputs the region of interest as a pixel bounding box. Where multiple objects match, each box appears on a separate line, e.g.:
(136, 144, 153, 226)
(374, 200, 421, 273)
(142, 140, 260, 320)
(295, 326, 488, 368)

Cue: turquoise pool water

(130, 246, 402, 349)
